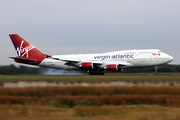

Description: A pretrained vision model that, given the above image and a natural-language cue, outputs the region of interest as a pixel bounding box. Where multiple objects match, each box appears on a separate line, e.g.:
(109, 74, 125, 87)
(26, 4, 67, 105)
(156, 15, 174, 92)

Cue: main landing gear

(154, 66, 158, 74)
(88, 70, 104, 75)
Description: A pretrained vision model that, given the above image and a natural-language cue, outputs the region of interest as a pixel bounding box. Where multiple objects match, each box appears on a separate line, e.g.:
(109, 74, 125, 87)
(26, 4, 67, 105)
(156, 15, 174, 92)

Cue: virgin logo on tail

(17, 41, 35, 57)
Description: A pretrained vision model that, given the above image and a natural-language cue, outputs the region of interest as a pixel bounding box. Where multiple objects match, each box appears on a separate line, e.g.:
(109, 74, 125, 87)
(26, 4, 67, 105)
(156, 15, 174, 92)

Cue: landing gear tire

(154, 66, 158, 74)
(89, 70, 104, 75)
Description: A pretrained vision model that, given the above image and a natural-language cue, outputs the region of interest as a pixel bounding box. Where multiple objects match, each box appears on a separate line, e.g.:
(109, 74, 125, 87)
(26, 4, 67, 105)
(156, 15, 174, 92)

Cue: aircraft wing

(52, 57, 103, 66)
(52, 57, 132, 68)
(52, 57, 80, 63)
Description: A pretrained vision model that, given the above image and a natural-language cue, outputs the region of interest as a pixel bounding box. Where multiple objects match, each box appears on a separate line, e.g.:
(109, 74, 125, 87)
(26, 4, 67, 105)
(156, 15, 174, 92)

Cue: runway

(0, 73, 180, 87)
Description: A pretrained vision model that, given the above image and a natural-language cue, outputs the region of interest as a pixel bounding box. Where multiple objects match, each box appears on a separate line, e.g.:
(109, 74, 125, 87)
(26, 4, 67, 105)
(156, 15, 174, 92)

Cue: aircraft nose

(168, 55, 174, 62)
(165, 54, 174, 63)
(161, 52, 174, 63)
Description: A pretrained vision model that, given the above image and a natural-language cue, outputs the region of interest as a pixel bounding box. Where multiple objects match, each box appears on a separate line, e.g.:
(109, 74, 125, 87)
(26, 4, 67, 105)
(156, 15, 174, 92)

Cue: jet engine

(80, 62, 93, 69)
(106, 64, 118, 71)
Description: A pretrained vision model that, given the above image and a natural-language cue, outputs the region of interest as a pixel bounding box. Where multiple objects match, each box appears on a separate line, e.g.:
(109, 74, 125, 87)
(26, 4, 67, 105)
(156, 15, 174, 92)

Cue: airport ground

(0, 73, 180, 120)
(0, 72, 180, 81)
(0, 73, 180, 87)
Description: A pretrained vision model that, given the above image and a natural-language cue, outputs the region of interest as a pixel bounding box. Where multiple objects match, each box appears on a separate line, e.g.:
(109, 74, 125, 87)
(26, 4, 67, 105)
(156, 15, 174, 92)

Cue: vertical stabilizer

(9, 34, 44, 57)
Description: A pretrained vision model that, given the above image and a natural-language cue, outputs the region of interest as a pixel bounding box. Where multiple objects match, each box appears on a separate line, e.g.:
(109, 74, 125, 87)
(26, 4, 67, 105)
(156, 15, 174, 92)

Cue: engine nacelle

(106, 64, 118, 71)
(80, 62, 93, 69)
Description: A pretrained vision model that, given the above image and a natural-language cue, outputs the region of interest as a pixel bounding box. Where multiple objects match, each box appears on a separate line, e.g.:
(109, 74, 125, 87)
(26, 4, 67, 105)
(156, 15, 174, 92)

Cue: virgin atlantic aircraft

(9, 34, 173, 75)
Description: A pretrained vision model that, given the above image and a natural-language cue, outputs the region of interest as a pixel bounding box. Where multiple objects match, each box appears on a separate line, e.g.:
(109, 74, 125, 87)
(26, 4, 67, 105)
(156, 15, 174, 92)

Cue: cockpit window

(158, 51, 161, 55)
(152, 51, 161, 56)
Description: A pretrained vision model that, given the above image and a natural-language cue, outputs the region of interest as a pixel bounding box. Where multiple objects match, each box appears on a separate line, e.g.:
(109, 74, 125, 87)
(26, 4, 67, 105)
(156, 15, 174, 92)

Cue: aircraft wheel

(89, 70, 95, 75)
(154, 66, 158, 74)
(89, 70, 104, 75)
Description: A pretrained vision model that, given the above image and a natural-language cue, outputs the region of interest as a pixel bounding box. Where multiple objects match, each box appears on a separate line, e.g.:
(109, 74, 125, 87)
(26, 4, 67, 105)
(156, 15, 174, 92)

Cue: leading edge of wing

(51, 57, 80, 63)
(52, 57, 103, 64)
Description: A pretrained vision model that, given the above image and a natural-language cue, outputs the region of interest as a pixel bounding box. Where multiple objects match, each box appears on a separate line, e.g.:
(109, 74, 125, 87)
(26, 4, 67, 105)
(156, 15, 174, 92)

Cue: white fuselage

(39, 49, 173, 70)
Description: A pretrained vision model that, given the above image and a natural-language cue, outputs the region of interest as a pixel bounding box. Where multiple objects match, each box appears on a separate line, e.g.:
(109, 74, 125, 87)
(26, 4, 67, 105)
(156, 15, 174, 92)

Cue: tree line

(0, 64, 42, 75)
(123, 64, 180, 73)
(0, 64, 180, 75)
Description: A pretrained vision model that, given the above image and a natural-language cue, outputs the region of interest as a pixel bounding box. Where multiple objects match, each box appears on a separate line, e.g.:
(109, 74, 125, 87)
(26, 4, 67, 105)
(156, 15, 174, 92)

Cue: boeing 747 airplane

(9, 34, 173, 75)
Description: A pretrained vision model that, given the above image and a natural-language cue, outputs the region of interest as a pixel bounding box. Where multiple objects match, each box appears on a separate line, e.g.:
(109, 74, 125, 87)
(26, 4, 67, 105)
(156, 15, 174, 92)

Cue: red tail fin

(9, 34, 44, 57)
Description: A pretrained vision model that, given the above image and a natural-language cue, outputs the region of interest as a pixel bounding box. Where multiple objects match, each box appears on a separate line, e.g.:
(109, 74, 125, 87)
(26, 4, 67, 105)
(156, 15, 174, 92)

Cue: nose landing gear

(154, 66, 158, 74)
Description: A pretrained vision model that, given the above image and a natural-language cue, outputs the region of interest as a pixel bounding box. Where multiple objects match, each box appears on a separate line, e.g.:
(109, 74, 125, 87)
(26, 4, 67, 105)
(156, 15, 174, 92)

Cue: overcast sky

(0, 0, 179, 66)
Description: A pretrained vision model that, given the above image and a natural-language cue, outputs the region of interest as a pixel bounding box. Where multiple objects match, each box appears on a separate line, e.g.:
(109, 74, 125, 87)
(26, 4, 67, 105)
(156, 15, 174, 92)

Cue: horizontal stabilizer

(9, 57, 37, 62)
